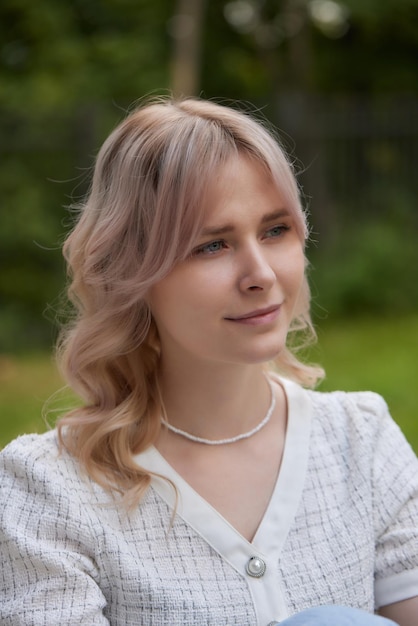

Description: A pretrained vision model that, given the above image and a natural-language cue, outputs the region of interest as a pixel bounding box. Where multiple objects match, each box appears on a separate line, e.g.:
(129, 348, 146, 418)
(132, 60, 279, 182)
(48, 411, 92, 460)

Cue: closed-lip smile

(225, 304, 281, 325)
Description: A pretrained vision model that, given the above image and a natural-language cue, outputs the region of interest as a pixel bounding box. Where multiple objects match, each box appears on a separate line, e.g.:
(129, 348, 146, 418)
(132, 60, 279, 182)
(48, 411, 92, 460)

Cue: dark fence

(1, 94, 417, 349)
(276, 93, 418, 244)
(2, 94, 417, 231)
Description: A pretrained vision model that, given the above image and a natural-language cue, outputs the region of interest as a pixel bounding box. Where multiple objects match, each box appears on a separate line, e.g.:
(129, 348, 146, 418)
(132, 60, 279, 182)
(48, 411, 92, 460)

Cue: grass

(0, 353, 66, 448)
(308, 315, 418, 451)
(0, 315, 417, 452)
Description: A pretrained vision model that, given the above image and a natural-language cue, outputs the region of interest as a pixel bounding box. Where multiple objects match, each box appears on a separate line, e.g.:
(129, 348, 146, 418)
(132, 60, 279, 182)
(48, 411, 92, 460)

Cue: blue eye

(265, 225, 289, 238)
(194, 240, 225, 256)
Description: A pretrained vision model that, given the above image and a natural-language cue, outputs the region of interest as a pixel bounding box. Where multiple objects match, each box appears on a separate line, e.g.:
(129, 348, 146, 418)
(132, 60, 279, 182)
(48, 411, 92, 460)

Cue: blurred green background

(0, 0, 417, 450)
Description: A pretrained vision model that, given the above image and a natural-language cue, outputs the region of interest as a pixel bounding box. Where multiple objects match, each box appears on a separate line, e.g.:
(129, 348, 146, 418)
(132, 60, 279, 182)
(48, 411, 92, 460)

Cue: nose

(237, 242, 276, 292)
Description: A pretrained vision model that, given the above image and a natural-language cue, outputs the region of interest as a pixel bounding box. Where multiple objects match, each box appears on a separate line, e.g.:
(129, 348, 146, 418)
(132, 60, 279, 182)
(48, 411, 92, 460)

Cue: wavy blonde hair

(57, 97, 323, 505)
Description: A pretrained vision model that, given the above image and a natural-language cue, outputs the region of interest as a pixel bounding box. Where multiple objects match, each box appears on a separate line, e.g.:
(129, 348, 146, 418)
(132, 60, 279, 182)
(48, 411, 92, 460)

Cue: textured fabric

(277, 388, 418, 615)
(1, 380, 418, 625)
(279, 606, 397, 625)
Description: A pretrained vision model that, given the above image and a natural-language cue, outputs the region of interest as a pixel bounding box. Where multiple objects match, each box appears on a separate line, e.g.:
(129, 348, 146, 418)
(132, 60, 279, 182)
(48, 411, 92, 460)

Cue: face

(147, 155, 306, 370)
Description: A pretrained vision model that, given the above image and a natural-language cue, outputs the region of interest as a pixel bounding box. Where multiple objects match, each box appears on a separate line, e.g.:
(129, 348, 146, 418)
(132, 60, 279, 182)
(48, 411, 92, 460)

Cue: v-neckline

(135, 376, 312, 553)
(134, 376, 312, 625)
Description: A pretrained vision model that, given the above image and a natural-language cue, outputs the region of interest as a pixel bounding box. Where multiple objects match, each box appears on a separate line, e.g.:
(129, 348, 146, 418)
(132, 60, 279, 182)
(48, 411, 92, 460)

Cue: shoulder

(276, 374, 399, 455)
(1, 429, 80, 485)
(0, 430, 105, 520)
(279, 371, 391, 438)
(277, 374, 388, 426)
(305, 386, 417, 480)
(307, 386, 389, 420)
(306, 387, 392, 440)
(1, 429, 60, 470)
(0, 433, 110, 623)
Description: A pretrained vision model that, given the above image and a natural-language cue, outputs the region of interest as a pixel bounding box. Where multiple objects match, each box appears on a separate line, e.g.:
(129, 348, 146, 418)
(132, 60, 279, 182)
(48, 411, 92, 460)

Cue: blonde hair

(57, 97, 323, 504)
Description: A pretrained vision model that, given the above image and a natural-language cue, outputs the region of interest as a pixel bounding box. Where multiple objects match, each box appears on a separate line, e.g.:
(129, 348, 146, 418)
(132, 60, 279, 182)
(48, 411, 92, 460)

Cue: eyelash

(192, 224, 290, 257)
(193, 240, 226, 256)
(265, 224, 290, 238)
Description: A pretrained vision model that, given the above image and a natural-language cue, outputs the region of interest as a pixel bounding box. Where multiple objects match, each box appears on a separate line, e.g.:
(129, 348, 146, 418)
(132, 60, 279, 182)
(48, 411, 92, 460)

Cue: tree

(170, 0, 207, 96)
(1, 0, 417, 351)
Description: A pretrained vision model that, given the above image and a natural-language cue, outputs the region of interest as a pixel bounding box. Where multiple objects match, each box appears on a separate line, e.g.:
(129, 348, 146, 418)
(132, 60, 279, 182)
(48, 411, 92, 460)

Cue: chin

(234, 341, 286, 365)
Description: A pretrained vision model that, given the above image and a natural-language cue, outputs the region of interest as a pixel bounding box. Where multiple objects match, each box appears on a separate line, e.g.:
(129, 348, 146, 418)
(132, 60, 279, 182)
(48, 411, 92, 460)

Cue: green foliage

(0, 0, 171, 114)
(311, 0, 418, 92)
(203, 0, 418, 98)
(0, 0, 174, 352)
(308, 190, 418, 318)
(1, 0, 418, 352)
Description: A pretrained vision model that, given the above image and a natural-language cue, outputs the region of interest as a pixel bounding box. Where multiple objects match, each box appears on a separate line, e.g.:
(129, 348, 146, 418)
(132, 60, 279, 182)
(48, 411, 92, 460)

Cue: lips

(225, 304, 281, 324)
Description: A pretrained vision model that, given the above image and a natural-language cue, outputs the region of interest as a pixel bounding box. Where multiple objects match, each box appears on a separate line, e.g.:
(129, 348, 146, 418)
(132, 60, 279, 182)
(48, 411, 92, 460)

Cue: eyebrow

(200, 208, 291, 238)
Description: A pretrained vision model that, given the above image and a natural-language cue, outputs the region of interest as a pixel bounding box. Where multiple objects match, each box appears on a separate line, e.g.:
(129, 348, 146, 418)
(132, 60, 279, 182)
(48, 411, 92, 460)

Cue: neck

(157, 359, 270, 441)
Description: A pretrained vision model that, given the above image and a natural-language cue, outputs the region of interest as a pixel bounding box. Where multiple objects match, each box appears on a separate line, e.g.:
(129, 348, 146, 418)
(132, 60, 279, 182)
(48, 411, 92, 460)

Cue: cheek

(289, 254, 310, 319)
(146, 279, 179, 327)
(148, 268, 218, 326)
(175, 265, 233, 307)
(280, 245, 306, 289)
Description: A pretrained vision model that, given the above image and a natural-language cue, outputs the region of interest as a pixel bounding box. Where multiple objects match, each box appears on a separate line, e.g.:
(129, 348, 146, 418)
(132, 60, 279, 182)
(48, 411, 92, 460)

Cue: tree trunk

(170, 0, 207, 97)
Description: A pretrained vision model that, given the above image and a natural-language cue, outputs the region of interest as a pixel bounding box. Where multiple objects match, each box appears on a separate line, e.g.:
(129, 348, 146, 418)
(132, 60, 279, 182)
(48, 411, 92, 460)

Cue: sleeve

(366, 395, 418, 608)
(0, 436, 109, 625)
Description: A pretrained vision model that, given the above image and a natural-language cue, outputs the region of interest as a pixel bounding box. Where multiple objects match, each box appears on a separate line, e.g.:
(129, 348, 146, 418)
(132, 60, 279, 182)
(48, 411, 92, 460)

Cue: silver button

(245, 556, 266, 577)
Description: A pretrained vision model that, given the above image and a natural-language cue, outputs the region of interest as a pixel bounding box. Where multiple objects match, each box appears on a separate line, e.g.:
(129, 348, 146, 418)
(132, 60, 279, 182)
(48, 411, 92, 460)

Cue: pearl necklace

(160, 377, 276, 445)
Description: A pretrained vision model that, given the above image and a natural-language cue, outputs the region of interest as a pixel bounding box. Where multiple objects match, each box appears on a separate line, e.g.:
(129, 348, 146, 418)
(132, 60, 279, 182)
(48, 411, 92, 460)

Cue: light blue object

(268, 605, 398, 625)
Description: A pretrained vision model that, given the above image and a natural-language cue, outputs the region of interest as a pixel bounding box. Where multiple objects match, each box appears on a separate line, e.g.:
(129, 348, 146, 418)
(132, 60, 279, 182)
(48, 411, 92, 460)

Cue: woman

(1, 98, 417, 625)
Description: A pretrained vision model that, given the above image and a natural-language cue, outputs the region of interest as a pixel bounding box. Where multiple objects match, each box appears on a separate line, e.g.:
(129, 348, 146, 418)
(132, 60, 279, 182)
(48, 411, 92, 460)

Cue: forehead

(200, 154, 289, 224)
